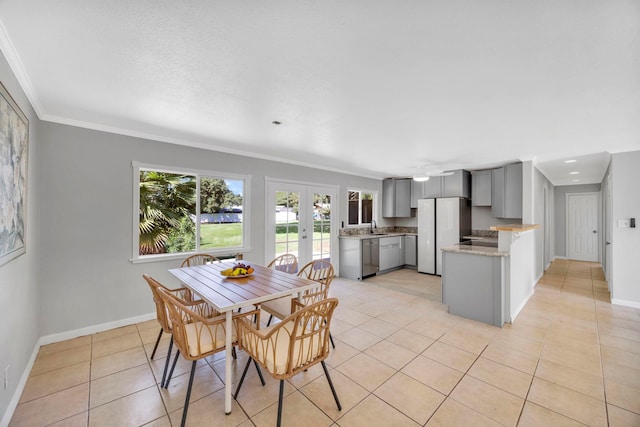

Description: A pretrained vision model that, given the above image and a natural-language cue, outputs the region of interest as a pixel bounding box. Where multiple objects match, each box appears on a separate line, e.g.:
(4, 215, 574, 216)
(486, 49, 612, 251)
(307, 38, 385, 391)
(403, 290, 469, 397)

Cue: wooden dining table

(168, 260, 319, 414)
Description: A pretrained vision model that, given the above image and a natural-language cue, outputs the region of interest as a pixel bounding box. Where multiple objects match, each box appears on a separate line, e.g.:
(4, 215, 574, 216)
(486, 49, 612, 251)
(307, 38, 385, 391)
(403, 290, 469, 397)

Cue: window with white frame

(347, 190, 375, 226)
(133, 162, 250, 261)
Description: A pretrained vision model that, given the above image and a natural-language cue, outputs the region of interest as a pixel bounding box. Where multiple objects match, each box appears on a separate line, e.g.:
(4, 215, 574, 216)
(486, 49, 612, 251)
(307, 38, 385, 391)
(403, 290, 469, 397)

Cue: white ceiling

(1, 1, 638, 185)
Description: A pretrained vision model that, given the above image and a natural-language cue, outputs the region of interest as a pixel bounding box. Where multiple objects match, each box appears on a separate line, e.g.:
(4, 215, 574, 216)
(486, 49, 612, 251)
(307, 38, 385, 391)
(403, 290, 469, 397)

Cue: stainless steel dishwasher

(362, 238, 379, 278)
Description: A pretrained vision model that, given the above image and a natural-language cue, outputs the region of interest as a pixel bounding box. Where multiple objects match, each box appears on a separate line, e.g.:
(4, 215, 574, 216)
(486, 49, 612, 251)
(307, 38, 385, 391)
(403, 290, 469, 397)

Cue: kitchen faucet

(370, 220, 377, 233)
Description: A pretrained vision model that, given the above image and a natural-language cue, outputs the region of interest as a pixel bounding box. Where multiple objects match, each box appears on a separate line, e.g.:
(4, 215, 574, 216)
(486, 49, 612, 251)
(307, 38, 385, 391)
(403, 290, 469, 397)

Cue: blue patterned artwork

(0, 81, 29, 266)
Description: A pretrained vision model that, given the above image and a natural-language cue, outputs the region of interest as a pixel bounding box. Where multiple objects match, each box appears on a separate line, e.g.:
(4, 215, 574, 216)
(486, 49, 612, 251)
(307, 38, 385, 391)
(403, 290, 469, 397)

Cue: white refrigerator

(417, 197, 471, 275)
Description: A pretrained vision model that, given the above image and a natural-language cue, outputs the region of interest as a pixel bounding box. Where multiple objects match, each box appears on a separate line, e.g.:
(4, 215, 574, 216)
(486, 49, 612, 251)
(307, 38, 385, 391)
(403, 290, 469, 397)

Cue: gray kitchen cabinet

(472, 170, 492, 206)
(414, 170, 470, 200)
(491, 167, 505, 217)
(382, 178, 411, 217)
(404, 235, 417, 267)
(504, 163, 523, 218)
(422, 176, 442, 198)
(442, 251, 506, 327)
(492, 163, 522, 218)
(410, 180, 422, 208)
(379, 236, 404, 271)
(442, 170, 471, 198)
(339, 237, 379, 281)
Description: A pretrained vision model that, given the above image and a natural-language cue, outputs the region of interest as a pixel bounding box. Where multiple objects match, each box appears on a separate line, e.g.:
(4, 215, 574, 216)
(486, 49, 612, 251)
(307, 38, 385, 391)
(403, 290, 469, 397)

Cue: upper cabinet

(422, 176, 442, 198)
(492, 163, 522, 218)
(383, 178, 411, 217)
(471, 170, 492, 206)
(443, 170, 470, 198)
(410, 170, 470, 207)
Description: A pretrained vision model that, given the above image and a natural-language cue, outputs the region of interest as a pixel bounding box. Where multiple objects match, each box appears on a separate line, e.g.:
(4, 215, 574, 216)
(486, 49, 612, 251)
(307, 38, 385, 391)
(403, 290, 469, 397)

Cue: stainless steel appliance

(362, 238, 379, 277)
(417, 197, 471, 275)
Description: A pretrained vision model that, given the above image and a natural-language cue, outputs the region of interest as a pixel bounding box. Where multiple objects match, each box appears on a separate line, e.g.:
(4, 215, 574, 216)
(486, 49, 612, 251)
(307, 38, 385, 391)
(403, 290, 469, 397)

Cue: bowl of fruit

(221, 263, 255, 278)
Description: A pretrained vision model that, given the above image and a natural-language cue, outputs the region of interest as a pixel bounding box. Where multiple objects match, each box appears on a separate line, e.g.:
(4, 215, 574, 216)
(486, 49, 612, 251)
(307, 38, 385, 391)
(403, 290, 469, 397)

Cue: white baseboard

(553, 256, 568, 261)
(0, 312, 156, 427)
(510, 288, 535, 323)
(533, 272, 544, 287)
(0, 343, 39, 427)
(611, 298, 640, 309)
(39, 312, 156, 346)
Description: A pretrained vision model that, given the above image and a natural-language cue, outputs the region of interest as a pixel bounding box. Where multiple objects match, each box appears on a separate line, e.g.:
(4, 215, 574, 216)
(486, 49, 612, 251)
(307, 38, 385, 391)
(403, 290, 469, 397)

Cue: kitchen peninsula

(441, 224, 539, 327)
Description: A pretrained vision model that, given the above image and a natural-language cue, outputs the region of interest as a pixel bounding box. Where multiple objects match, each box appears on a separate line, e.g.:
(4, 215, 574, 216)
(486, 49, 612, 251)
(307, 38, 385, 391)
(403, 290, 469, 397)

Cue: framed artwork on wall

(0, 81, 29, 266)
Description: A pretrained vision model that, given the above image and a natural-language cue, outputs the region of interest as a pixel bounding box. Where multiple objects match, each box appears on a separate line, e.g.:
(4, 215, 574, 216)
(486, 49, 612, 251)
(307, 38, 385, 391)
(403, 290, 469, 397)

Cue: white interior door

(266, 179, 337, 268)
(567, 193, 599, 262)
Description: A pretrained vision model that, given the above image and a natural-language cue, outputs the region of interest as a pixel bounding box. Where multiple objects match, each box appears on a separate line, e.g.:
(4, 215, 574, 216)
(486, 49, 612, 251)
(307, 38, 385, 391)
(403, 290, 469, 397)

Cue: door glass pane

(275, 190, 300, 259)
(312, 193, 331, 262)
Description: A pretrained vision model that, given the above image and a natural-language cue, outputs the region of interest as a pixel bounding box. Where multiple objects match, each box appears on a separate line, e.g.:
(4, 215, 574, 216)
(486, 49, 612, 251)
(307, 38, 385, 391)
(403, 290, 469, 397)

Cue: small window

(134, 163, 249, 261)
(348, 190, 375, 226)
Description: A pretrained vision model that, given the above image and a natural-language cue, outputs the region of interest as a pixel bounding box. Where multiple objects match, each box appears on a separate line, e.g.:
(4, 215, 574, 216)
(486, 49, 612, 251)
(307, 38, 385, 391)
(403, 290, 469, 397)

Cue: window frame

(347, 188, 377, 227)
(132, 161, 251, 263)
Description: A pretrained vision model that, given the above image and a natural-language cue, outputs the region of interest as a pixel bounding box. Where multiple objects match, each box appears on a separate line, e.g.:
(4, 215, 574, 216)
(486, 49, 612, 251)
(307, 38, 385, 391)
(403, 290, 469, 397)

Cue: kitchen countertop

(441, 243, 509, 257)
(463, 235, 498, 242)
(339, 232, 417, 240)
(489, 224, 539, 232)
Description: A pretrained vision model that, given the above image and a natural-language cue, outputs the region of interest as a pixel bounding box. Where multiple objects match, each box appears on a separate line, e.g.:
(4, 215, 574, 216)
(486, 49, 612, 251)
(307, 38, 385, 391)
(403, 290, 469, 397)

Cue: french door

(265, 179, 338, 268)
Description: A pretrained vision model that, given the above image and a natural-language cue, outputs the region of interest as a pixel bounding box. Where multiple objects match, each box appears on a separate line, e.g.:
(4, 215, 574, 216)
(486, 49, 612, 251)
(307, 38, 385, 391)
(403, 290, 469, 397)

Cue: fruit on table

(221, 263, 254, 276)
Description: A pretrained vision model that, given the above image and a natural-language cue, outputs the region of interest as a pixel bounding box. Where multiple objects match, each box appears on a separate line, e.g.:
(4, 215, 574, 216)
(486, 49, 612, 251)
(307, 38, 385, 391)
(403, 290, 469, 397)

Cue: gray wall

(0, 53, 41, 422)
(553, 183, 601, 257)
(522, 161, 555, 281)
(38, 122, 381, 336)
(532, 167, 554, 274)
(610, 151, 640, 306)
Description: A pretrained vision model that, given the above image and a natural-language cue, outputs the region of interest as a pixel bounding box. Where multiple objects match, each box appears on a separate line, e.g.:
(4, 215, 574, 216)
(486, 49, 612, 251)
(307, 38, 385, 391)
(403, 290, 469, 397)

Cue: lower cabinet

(442, 251, 506, 327)
(339, 237, 379, 281)
(379, 236, 405, 271)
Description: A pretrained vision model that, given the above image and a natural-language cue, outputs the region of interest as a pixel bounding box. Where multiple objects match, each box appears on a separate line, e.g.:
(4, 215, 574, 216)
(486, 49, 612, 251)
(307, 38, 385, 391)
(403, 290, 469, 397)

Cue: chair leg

(266, 314, 273, 327)
(160, 336, 174, 387)
(180, 360, 197, 427)
(329, 332, 336, 349)
(233, 357, 252, 399)
(254, 360, 266, 386)
(276, 379, 285, 427)
(321, 361, 342, 411)
(232, 346, 237, 359)
(150, 328, 163, 359)
(164, 348, 181, 389)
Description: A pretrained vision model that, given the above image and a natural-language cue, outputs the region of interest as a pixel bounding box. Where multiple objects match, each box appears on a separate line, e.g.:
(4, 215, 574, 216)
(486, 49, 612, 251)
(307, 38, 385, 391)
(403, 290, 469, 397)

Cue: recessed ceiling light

(564, 159, 577, 163)
(569, 171, 580, 175)
(272, 120, 282, 125)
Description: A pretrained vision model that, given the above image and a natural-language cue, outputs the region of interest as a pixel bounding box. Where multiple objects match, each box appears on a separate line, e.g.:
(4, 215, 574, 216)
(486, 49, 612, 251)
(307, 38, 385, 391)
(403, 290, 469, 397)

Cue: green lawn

(199, 222, 331, 251)
(200, 223, 243, 249)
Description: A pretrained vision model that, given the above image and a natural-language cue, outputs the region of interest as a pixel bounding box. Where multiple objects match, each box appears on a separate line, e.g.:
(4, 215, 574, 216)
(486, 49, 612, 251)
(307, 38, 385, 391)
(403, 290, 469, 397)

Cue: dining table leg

(225, 310, 233, 414)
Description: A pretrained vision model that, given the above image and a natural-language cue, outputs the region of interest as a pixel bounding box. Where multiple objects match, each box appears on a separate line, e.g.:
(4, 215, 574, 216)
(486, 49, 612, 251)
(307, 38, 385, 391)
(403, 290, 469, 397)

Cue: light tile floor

(9, 260, 640, 426)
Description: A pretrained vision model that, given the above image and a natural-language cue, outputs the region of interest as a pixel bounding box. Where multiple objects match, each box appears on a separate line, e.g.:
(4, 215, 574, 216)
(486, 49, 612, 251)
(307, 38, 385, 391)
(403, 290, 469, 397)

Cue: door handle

(606, 241, 611, 245)
(592, 230, 597, 234)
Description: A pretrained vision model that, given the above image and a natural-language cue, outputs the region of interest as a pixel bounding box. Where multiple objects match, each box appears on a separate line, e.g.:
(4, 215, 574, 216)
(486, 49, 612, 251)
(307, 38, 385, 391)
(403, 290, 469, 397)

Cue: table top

(169, 261, 319, 312)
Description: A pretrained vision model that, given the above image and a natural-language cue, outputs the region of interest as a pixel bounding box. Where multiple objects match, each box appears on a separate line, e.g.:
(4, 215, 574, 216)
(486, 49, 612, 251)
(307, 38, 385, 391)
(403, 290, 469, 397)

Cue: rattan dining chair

(266, 253, 299, 274)
(145, 274, 264, 427)
(235, 298, 341, 427)
(144, 276, 215, 388)
(180, 253, 221, 267)
(261, 259, 337, 348)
